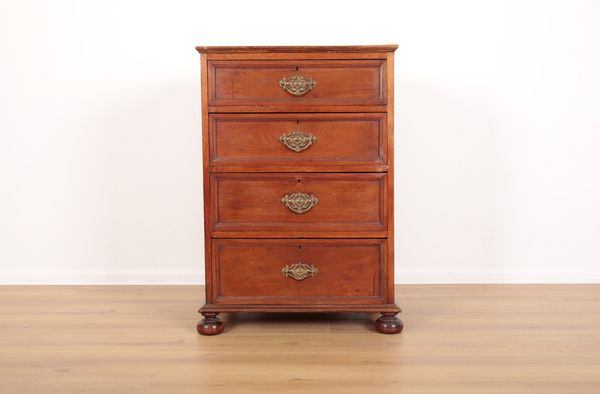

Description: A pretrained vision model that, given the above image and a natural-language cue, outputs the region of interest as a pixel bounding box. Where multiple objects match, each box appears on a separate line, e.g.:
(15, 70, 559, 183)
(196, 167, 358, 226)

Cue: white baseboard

(1, 270, 599, 285)
(0, 270, 204, 285)
(395, 272, 600, 284)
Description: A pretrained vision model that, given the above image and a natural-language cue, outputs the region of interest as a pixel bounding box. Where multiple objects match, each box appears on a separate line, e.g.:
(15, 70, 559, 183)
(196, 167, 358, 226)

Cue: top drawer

(208, 60, 386, 108)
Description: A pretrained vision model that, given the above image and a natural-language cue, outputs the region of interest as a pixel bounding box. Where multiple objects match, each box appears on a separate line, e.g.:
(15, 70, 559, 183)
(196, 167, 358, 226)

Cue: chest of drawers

(195, 45, 402, 335)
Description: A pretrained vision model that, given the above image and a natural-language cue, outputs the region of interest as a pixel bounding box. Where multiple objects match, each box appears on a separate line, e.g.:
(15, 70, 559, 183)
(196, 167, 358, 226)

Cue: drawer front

(213, 239, 385, 305)
(208, 60, 386, 106)
(210, 173, 386, 232)
(209, 113, 386, 167)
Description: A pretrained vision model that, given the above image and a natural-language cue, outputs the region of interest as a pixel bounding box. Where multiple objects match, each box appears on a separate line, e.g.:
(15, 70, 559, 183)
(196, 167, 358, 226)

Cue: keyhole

(295, 66, 299, 71)
(297, 178, 301, 183)
(298, 245, 302, 250)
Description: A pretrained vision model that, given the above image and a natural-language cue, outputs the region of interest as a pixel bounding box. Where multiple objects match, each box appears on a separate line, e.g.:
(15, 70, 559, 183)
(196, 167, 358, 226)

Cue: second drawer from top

(209, 113, 387, 171)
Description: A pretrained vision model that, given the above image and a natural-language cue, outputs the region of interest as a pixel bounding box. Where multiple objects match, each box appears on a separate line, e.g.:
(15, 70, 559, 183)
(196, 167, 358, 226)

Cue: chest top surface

(195, 45, 398, 54)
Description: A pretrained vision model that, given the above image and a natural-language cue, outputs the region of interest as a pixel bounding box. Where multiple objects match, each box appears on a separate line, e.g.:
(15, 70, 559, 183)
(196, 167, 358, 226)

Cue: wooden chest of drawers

(195, 45, 402, 335)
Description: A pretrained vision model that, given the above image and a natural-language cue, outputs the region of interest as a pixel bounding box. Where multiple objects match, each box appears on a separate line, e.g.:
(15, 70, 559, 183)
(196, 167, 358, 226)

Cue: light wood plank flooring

(1, 285, 599, 393)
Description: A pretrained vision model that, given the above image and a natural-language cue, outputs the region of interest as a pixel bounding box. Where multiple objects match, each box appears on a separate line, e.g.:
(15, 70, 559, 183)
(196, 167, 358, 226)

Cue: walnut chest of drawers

(195, 45, 402, 335)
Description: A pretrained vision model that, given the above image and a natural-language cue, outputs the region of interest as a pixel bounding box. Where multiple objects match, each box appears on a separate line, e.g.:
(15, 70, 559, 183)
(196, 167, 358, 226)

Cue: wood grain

(209, 113, 387, 169)
(211, 239, 385, 305)
(385, 51, 396, 304)
(207, 104, 388, 113)
(1, 285, 599, 393)
(210, 172, 386, 233)
(208, 60, 386, 107)
(196, 45, 399, 53)
(199, 45, 399, 329)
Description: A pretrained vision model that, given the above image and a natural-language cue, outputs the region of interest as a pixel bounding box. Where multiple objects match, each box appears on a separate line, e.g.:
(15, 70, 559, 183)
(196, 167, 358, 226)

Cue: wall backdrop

(2, 0, 599, 284)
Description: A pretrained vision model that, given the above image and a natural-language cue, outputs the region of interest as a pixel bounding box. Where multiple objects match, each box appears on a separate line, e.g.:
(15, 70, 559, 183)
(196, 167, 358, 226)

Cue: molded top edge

(195, 45, 399, 54)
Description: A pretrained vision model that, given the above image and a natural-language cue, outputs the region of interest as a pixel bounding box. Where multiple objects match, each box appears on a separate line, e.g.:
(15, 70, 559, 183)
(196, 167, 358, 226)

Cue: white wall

(1, 0, 599, 284)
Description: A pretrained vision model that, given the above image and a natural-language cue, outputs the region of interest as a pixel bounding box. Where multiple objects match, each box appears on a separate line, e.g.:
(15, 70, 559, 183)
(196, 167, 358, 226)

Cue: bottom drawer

(211, 239, 386, 305)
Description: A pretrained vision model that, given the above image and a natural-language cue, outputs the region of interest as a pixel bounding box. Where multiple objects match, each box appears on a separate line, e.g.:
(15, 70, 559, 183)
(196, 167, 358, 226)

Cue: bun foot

(375, 312, 403, 334)
(197, 312, 224, 335)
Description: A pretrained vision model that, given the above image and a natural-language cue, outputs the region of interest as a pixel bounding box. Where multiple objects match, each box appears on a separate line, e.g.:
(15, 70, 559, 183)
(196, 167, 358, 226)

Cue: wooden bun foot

(375, 312, 403, 334)
(197, 312, 224, 335)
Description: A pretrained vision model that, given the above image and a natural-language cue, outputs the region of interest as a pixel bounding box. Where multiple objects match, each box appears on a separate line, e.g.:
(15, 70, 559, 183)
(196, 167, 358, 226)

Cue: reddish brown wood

(212, 239, 385, 305)
(196, 45, 399, 54)
(385, 51, 396, 305)
(197, 45, 401, 334)
(197, 312, 224, 336)
(210, 164, 389, 173)
(208, 60, 386, 107)
(208, 104, 388, 113)
(200, 51, 214, 306)
(210, 173, 386, 232)
(209, 230, 388, 239)
(200, 304, 401, 313)
(205, 52, 390, 61)
(209, 113, 386, 169)
(375, 312, 403, 334)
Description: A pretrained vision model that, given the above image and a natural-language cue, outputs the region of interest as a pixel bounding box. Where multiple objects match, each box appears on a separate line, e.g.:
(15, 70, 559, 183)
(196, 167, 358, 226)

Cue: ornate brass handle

(281, 192, 318, 214)
(282, 263, 318, 281)
(280, 131, 316, 152)
(279, 75, 317, 96)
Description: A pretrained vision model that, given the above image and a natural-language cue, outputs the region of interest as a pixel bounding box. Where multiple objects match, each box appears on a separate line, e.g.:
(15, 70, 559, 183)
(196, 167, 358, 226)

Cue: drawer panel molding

(212, 239, 386, 305)
(210, 173, 387, 232)
(209, 113, 387, 168)
(208, 60, 386, 107)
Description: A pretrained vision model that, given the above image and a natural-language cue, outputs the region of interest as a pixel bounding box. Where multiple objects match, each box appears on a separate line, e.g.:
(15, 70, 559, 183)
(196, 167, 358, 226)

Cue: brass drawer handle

(279, 75, 317, 96)
(280, 131, 316, 152)
(281, 192, 318, 214)
(282, 263, 318, 281)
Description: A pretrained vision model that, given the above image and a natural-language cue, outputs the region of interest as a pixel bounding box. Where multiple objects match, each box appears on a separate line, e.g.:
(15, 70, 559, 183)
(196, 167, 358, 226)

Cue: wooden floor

(1, 285, 599, 393)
